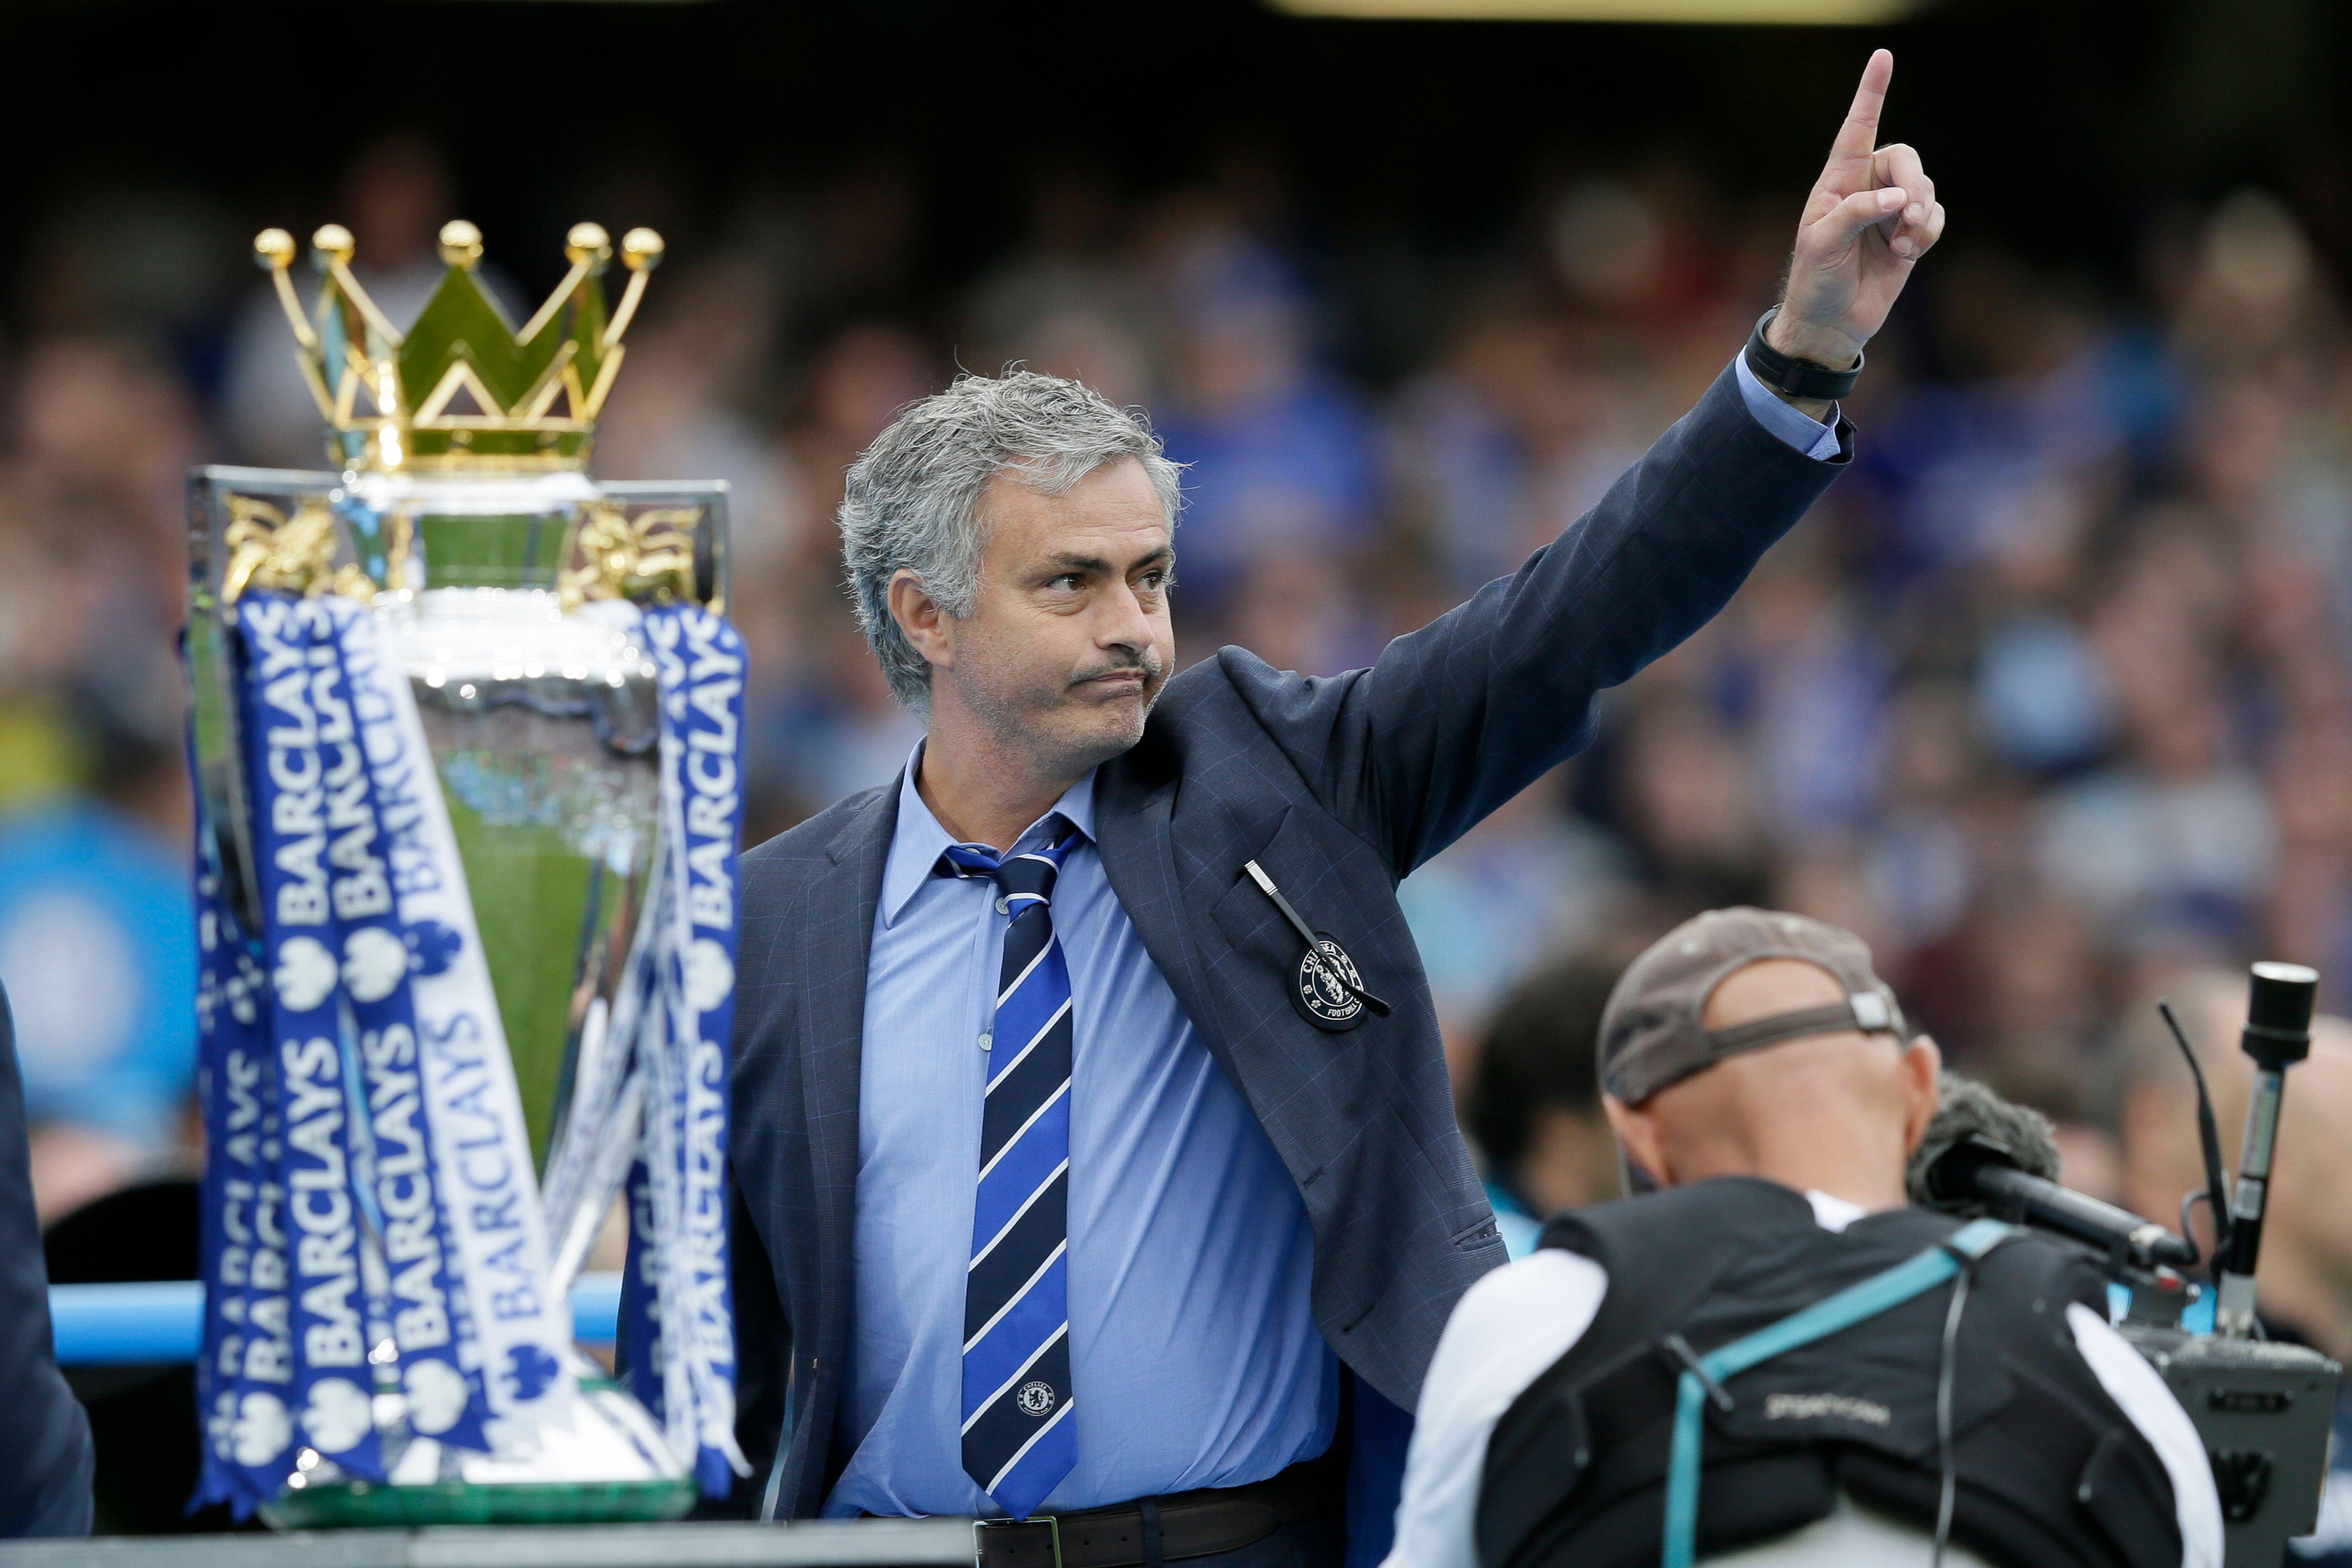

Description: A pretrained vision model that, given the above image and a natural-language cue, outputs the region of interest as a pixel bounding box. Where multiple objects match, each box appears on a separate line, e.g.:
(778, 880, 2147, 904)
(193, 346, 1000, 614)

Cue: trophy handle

(584, 480, 732, 612)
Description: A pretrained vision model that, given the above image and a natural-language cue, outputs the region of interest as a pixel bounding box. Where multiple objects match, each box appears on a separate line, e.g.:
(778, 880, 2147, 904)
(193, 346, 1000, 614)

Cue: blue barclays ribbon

(617, 1144, 662, 1447)
(334, 599, 577, 1436)
(214, 595, 318, 1504)
(235, 595, 385, 1484)
(235, 1050, 294, 1511)
(189, 819, 231, 1511)
(190, 754, 270, 1514)
(617, 875, 683, 1465)
(313, 598, 490, 1452)
(214, 598, 297, 1511)
(199, 588, 576, 1511)
(623, 603, 749, 1495)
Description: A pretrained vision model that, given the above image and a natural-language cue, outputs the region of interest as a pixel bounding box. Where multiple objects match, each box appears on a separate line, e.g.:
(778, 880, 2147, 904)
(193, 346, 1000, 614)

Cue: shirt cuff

(1732, 351, 1844, 461)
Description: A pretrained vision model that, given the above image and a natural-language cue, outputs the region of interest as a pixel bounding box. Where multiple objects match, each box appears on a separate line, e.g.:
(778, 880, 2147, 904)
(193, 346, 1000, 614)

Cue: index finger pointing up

(1828, 49, 1895, 169)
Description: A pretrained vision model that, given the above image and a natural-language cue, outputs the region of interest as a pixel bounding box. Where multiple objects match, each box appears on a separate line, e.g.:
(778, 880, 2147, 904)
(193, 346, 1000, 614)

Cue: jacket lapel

(800, 780, 897, 1226)
(786, 778, 897, 1511)
(1094, 760, 1207, 1029)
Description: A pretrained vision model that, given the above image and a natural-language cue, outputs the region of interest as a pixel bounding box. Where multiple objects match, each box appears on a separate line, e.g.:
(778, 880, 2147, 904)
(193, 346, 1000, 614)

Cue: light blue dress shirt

(1732, 350, 1846, 461)
(825, 370, 1834, 1518)
(825, 757, 1338, 1518)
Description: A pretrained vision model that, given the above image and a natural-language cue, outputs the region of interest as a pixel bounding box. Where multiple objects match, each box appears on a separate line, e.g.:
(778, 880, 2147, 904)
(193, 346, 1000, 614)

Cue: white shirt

(1383, 1190, 2224, 1568)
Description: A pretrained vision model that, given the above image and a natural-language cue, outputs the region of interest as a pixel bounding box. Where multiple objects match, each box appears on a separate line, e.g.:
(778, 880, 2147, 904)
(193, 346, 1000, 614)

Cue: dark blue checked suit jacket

(725, 364, 1853, 1534)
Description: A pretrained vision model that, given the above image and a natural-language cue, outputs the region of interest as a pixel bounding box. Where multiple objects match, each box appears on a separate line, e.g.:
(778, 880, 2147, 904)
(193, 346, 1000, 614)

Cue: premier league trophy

(183, 220, 748, 1526)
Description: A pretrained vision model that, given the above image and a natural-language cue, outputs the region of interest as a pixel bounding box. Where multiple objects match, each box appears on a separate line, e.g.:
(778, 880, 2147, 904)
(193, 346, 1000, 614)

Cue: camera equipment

(2211, 964, 2320, 1338)
(1919, 1132, 2198, 1272)
(2119, 963, 2339, 1568)
(2122, 1328, 2337, 1568)
(1912, 966, 2342, 1567)
(1907, 1073, 2200, 1274)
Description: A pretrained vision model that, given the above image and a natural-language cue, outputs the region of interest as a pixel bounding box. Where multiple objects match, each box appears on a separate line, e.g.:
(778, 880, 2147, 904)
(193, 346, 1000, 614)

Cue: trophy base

(260, 1367, 699, 1530)
(261, 1475, 697, 1529)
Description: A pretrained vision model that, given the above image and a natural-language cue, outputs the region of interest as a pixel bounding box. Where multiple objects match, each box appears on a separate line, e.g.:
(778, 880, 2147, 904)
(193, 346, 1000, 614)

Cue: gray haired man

(726, 49, 1945, 1568)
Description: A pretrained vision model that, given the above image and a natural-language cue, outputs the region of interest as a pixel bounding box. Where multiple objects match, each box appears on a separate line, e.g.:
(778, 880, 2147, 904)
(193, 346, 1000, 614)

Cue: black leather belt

(970, 1460, 1332, 1568)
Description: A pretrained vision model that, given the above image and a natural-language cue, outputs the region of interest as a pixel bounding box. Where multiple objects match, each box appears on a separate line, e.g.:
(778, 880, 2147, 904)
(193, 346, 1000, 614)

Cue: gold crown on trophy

(255, 219, 663, 472)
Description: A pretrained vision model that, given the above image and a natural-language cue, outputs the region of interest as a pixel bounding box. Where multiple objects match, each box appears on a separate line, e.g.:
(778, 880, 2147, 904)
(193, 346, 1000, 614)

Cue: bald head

(1603, 957, 1942, 1214)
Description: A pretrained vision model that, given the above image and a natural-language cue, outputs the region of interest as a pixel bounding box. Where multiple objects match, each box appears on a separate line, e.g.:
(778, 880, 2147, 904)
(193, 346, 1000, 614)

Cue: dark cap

(1598, 906, 1909, 1105)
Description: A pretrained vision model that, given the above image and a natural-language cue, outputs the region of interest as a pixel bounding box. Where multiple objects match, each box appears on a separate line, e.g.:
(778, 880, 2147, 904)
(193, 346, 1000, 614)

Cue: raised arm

(1767, 48, 1946, 416)
(1230, 50, 1943, 872)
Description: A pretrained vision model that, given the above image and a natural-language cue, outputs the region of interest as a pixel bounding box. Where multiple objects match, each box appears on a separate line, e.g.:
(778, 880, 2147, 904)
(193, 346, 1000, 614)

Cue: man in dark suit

(0, 984, 95, 1537)
(728, 49, 1944, 1568)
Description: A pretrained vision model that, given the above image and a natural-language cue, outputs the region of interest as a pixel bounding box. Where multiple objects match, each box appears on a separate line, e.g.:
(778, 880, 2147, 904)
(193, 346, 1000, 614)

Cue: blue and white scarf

(191, 772, 273, 1514)
(314, 597, 489, 1452)
(239, 597, 383, 1485)
(333, 600, 575, 1440)
(621, 602, 750, 1496)
(194, 591, 574, 1514)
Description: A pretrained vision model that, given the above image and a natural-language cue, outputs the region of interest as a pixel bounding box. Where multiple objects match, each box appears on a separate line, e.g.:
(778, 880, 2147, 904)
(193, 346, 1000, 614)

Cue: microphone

(2214, 961, 2320, 1337)
(1908, 1075, 2197, 1270)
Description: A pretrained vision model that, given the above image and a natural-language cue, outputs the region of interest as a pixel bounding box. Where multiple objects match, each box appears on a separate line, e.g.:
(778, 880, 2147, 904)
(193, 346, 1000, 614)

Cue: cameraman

(1384, 908, 2221, 1568)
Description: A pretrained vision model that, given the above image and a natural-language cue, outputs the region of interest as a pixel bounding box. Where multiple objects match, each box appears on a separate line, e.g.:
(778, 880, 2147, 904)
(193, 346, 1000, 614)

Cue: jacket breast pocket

(1207, 805, 1392, 1036)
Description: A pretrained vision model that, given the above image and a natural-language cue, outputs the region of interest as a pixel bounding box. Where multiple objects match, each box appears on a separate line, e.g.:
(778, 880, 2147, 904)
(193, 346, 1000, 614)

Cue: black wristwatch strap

(1745, 307, 1862, 401)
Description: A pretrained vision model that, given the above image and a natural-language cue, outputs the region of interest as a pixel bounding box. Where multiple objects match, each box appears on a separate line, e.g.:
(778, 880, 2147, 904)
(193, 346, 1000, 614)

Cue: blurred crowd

(6, 129, 2352, 1255)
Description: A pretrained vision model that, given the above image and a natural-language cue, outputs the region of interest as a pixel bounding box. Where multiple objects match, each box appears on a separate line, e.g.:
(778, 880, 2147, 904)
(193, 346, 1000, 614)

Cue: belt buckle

(974, 1514, 1062, 1568)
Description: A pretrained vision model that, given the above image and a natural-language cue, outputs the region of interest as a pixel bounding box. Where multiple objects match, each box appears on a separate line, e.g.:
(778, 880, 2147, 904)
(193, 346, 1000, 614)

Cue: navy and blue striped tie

(941, 824, 1079, 1519)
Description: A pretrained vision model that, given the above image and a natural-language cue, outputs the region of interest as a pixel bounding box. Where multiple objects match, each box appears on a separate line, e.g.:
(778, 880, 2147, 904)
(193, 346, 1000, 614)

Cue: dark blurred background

(8, 0, 2352, 1357)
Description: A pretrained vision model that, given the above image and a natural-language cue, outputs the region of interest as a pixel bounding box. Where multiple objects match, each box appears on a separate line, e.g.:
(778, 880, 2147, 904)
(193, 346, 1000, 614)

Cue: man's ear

(887, 568, 954, 673)
(1897, 1035, 1943, 1156)
(1603, 1093, 1671, 1192)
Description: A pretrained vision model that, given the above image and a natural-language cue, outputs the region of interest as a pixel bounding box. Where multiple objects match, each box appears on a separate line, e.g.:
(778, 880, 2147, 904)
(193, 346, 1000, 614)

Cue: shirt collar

(880, 741, 1098, 927)
(1805, 1189, 1868, 1234)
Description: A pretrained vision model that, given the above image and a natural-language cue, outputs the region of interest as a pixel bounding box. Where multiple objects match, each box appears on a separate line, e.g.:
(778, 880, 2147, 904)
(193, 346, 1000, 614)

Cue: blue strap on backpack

(1659, 1217, 2018, 1568)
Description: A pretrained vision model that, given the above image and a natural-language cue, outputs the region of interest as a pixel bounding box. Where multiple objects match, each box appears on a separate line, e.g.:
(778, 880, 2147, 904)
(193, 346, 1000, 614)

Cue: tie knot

(939, 818, 1076, 908)
(989, 850, 1062, 905)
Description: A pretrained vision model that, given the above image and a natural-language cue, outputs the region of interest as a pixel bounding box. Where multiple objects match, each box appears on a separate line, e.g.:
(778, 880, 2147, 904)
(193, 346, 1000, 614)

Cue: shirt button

(978, 1032, 994, 1052)
(995, 896, 1009, 915)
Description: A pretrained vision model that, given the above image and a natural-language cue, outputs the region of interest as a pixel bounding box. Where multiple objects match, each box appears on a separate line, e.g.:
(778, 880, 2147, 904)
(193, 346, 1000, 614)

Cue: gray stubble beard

(957, 652, 1165, 787)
